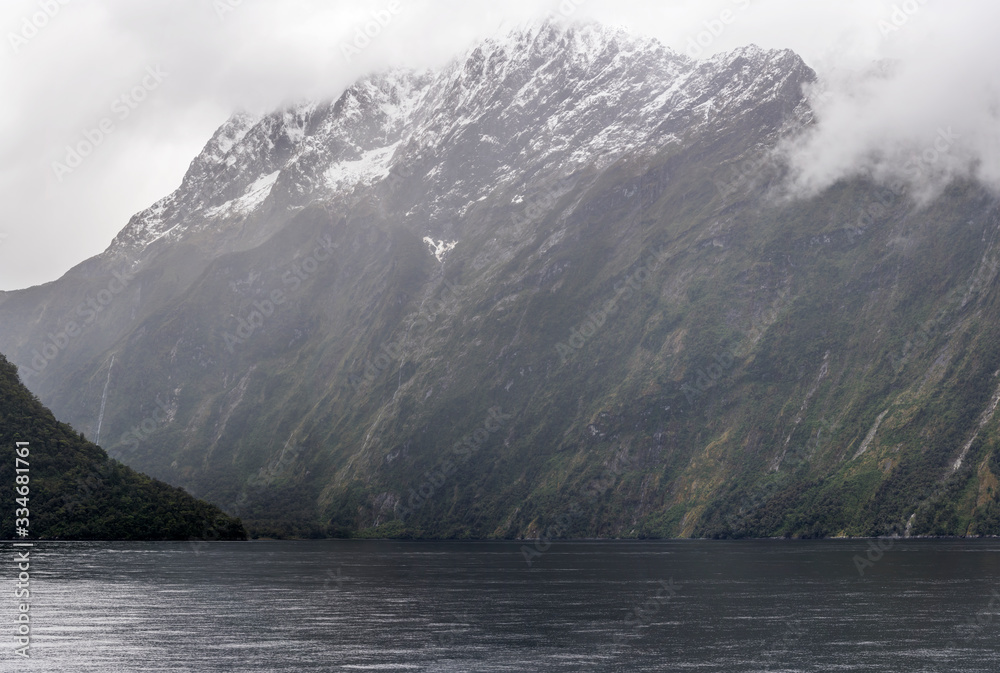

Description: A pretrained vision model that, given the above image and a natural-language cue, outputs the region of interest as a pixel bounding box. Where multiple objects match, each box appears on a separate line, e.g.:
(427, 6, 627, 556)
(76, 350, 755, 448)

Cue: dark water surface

(3, 539, 999, 671)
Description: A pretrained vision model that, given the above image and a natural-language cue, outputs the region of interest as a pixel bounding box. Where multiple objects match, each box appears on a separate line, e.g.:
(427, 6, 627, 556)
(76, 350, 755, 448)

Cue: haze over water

(3, 539, 999, 671)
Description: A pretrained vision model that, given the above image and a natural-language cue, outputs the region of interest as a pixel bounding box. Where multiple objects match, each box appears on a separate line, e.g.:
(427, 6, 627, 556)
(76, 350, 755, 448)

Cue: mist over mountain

(2, 21, 998, 539)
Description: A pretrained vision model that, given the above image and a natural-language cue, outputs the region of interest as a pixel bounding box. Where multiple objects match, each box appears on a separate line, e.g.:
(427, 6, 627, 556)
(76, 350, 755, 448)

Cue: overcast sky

(1, 0, 997, 290)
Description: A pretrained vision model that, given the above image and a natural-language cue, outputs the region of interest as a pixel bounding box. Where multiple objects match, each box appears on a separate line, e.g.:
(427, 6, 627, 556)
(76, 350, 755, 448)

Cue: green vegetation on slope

(5, 63, 1000, 540)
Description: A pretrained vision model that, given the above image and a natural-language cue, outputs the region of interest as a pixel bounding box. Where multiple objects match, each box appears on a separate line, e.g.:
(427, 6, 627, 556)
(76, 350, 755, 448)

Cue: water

(3, 539, 999, 671)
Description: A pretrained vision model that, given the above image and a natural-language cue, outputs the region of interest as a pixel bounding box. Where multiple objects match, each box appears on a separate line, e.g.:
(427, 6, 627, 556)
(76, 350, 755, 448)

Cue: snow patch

(423, 237, 457, 262)
(325, 143, 399, 191)
(204, 171, 280, 219)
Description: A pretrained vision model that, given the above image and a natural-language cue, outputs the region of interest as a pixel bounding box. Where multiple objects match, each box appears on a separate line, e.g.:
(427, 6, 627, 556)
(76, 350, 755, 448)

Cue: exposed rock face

(2, 22, 998, 538)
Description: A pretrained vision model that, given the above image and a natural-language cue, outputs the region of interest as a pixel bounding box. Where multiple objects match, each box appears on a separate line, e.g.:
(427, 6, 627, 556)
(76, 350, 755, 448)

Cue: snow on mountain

(104, 21, 811, 265)
(423, 237, 458, 262)
(203, 170, 281, 219)
(323, 142, 399, 191)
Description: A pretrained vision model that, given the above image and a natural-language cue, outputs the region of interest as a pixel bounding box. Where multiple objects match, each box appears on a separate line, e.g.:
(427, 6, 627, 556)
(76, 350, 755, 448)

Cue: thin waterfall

(95, 355, 115, 446)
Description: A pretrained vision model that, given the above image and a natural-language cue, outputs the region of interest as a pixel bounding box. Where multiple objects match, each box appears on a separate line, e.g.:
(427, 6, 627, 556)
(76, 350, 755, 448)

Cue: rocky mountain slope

(1, 21, 998, 538)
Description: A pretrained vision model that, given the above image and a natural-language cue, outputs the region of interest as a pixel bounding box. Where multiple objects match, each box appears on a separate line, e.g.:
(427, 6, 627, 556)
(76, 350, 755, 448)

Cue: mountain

(0, 353, 246, 540)
(0, 21, 998, 539)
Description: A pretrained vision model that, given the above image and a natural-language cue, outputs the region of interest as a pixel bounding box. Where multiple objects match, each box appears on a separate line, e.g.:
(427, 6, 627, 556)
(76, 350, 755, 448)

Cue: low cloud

(778, 2, 1000, 202)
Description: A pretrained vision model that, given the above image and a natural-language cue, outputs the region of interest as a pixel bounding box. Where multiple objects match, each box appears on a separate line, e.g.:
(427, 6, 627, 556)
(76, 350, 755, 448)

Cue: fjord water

(8, 540, 999, 671)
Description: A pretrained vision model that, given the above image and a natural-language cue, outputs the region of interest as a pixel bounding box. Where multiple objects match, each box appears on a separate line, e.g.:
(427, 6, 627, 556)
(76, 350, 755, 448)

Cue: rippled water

(3, 539, 999, 671)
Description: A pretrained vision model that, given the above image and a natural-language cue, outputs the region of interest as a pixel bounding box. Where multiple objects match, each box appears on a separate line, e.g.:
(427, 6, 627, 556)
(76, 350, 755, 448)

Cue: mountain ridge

(2, 21, 998, 540)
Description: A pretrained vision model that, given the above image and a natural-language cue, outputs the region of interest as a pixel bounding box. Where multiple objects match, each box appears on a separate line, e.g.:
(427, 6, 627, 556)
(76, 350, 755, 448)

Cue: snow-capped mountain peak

(106, 21, 812, 264)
